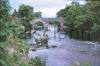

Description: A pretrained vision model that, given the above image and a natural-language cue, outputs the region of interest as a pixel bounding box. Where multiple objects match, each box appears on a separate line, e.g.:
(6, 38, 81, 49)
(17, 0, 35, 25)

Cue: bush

(0, 60, 7, 66)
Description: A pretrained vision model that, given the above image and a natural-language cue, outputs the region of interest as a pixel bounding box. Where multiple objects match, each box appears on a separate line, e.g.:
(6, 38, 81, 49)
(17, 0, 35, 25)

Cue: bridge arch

(31, 18, 47, 29)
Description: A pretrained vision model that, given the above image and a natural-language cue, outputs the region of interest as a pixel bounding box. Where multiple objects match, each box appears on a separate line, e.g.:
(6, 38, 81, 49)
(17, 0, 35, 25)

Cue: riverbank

(28, 25, 100, 66)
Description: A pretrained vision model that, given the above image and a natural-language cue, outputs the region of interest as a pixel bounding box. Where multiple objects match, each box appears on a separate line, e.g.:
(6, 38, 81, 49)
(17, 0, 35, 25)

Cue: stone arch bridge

(31, 18, 64, 28)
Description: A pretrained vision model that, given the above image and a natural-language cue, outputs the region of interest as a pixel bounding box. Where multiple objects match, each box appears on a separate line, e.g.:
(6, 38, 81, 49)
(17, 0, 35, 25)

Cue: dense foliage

(17, 5, 33, 38)
(57, 1, 100, 41)
(33, 12, 42, 18)
(18, 4, 33, 20)
(0, 0, 45, 66)
(0, 0, 10, 41)
(17, 4, 42, 38)
(0, 0, 29, 66)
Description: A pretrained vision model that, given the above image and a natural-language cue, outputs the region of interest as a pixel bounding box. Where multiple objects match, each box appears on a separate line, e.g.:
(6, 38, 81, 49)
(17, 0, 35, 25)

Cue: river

(28, 25, 100, 66)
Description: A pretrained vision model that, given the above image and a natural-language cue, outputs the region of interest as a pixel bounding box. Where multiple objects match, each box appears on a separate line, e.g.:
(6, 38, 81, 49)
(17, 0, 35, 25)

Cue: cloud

(17, 0, 67, 8)
(18, 0, 66, 4)
(10, 0, 86, 18)
(10, 0, 67, 17)
(35, 7, 63, 17)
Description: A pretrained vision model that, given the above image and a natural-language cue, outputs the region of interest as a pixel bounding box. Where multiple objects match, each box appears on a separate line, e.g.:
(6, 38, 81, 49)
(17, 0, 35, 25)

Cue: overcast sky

(9, 0, 86, 18)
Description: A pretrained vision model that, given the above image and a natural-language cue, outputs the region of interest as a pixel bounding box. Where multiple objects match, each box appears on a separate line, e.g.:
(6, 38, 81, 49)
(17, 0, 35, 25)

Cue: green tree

(33, 12, 42, 18)
(57, 1, 100, 41)
(0, 0, 11, 41)
(85, 1, 100, 40)
(0, 0, 11, 65)
(57, 6, 70, 17)
(18, 4, 33, 20)
(18, 4, 34, 38)
(0, 0, 29, 66)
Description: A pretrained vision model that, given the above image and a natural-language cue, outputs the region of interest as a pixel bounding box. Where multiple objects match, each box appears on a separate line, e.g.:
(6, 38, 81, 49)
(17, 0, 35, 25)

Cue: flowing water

(28, 25, 100, 66)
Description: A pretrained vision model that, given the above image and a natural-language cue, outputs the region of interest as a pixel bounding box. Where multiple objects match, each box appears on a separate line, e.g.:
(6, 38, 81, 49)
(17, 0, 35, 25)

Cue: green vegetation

(17, 4, 33, 38)
(57, 1, 100, 41)
(0, 0, 44, 66)
(30, 57, 46, 66)
(0, 0, 10, 42)
(34, 22, 44, 30)
(33, 12, 42, 18)
(0, 0, 29, 66)
(17, 4, 42, 38)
